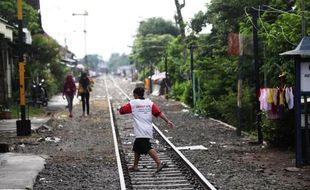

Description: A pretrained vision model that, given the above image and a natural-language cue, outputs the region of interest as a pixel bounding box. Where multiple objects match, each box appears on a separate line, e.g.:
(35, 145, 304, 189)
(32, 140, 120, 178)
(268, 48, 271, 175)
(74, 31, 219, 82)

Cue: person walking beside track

(119, 87, 175, 173)
(62, 74, 76, 118)
(77, 72, 94, 117)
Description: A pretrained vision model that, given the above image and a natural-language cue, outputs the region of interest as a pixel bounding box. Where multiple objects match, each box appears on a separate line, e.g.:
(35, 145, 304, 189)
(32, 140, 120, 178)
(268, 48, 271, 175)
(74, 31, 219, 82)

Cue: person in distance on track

(119, 87, 175, 172)
(77, 72, 94, 117)
(62, 73, 76, 118)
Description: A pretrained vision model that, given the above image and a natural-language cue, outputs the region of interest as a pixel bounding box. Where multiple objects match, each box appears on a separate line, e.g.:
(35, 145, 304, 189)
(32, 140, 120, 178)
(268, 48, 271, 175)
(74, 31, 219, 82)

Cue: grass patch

(9, 104, 46, 119)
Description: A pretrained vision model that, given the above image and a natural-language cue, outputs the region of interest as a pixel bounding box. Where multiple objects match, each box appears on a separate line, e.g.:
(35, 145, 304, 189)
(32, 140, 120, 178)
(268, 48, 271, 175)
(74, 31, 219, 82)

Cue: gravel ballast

(1, 75, 310, 190)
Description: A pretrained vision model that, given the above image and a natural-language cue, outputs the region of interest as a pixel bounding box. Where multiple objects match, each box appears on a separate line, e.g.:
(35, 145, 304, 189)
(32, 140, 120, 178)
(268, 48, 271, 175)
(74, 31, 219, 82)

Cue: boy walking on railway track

(119, 87, 175, 172)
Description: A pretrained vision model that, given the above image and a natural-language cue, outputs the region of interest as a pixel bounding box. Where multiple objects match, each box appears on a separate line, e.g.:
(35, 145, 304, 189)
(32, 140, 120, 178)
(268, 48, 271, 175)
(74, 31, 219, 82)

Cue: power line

(279, 25, 296, 46)
(244, 7, 259, 31)
(255, 5, 310, 19)
(244, 6, 300, 45)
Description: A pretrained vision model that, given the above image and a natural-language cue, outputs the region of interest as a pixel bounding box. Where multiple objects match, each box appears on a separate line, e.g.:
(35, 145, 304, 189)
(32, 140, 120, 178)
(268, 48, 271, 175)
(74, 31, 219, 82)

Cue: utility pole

(164, 52, 168, 95)
(190, 45, 196, 106)
(149, 61, 153, 94)
(301, 0, 306, 37)
(72, 11, 88, 64)
(237, 55, 243, 137)
(252, 8, 263, 144)
(16, 0, 31, 136)
(301, 0, 310, 164)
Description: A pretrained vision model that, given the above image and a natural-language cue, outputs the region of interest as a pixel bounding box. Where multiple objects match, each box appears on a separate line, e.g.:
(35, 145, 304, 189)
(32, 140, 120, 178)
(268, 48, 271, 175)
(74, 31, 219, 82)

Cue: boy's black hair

(81, 72, 87, 78)
(133, 87, 144, 98)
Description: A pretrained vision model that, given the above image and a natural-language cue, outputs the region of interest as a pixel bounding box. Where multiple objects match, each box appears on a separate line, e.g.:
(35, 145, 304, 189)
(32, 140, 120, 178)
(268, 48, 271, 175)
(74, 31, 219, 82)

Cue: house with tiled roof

(0, 17, 14, 113)
(0, 1, 77, 116)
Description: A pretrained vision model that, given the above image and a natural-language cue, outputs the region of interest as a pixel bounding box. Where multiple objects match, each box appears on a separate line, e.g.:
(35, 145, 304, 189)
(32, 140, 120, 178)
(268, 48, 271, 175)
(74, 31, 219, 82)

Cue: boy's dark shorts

(133, 138, 152, 155)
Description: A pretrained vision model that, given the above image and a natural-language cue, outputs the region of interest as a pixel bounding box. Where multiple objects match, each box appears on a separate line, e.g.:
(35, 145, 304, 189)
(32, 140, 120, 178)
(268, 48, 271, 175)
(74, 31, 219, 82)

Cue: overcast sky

(40, 0, 210, 60)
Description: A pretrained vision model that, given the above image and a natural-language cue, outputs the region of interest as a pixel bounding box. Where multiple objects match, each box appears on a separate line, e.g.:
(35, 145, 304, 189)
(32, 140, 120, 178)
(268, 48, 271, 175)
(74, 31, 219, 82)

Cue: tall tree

(174, 0, 186, 40)
(174, 0, 187, 61)
(130, 17, 178, 77)
(138, 17, 179, 37)
(79, 54, 103, 71)
(107, 53, 130, 72)
(189, 11, 208, 34)
(131, 34, 173, 75)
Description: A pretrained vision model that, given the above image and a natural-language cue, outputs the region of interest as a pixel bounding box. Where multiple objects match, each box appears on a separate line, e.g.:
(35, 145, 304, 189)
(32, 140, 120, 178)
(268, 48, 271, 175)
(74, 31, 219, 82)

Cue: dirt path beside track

(0, 76, 121, 190)
(32, 98, 120, 189)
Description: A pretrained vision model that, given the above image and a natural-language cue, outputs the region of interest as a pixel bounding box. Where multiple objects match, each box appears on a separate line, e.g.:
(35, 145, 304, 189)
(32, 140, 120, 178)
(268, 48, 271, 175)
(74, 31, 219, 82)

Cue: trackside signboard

(301, 62, 310, 92)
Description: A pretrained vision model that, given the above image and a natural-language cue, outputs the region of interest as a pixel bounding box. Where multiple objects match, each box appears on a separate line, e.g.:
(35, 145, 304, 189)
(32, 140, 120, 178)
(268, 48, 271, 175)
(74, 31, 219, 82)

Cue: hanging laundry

(258, 87, 294, 120)
(267, 88, 274, 104)
(259, 88, 268, 112)
(279, 88, 285, 106)
(272, 88, 278, 105)
(285, 87, 294, 109)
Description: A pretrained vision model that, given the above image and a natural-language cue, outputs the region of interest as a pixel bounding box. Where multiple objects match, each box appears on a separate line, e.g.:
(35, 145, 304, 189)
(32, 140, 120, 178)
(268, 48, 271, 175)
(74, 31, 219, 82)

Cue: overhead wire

(257, 6, 277, 40)
(263, 5, 310, 19)
(244, 4, 298, 76)
(244, 7, 259, 31)
(244, 5, 303, 45)
(279, 25, 296, 46)
(261, 5, 299, 45)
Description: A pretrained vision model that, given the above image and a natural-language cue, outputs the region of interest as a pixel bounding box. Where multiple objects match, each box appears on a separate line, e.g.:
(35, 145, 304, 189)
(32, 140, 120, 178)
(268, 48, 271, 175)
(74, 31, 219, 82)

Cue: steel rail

(153, 124, 217, 190)
(105, 76, 127, 189)
(109, 75, 217, 190)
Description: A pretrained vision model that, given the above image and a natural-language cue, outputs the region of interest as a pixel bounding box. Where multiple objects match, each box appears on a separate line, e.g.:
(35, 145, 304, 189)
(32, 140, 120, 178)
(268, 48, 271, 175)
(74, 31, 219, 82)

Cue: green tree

(174, 0, 196, 64)
(107, 53, 130, 72)
(189, 11, 208, 34)
(131, 34, 173, 79)
(138, 17, 179, 37)
(0, 0, 40, 33)
(28, 34, 68, 96)
(130, 17, 178, 79)
(79, 54, 103, 71)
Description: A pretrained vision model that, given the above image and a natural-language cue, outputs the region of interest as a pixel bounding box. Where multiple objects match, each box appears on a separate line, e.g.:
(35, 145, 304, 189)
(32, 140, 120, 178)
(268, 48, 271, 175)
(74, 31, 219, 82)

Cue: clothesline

(258, 87, 294, 119)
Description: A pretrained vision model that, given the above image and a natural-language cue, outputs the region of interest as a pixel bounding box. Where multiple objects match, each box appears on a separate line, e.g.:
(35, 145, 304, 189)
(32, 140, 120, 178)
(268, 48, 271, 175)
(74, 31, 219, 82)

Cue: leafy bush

(195, 95, 217, 116)
(214, 91, 238, 126)
(262, 110, 295, 148)
(171, 80, 192, 106)
(10, 104, 45, 119)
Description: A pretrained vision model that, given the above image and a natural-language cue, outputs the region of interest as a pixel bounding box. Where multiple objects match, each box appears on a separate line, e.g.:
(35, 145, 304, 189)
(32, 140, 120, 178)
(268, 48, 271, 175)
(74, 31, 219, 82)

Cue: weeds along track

(105, 75, 216, 190)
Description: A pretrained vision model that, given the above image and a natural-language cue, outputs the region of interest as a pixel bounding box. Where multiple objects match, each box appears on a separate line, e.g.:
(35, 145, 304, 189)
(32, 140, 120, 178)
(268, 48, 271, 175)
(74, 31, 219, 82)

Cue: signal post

(16, 0, 31, 136)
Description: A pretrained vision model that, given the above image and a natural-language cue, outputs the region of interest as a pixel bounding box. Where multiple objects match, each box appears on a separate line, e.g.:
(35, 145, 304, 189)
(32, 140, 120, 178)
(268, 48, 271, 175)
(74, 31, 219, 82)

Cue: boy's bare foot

(128, 167, 139, 172)
(156, 162, 167, 173)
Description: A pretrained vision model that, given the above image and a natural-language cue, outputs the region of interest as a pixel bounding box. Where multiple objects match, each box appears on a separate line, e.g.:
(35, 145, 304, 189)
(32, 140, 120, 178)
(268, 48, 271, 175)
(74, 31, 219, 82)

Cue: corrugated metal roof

(0, 18, 13, 42)
(280, 37, 310, 56)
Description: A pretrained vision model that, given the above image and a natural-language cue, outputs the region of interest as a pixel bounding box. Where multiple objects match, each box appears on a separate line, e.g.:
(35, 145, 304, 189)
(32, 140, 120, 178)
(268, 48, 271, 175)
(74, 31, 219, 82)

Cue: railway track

(105, 75, 216, 190)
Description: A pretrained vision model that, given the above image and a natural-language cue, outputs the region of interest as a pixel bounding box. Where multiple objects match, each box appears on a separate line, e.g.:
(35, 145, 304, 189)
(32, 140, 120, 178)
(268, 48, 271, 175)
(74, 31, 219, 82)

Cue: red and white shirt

(119, 99, 161, 138)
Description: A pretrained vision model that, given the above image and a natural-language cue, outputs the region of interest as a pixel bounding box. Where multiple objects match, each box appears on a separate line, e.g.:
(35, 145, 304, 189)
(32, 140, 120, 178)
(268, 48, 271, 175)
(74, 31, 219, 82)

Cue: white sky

(40, 0, 210, 60)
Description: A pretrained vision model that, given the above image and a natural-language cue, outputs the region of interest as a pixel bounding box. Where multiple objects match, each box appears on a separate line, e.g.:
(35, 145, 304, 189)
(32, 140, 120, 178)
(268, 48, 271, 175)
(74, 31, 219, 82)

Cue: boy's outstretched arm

(158, 112, 175, 128)
(152, 103, 175, 128)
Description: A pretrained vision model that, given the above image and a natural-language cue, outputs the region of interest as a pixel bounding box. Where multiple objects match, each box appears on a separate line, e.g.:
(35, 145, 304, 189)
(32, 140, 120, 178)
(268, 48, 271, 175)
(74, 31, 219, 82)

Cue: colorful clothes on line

(258, 87, 294, 119)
